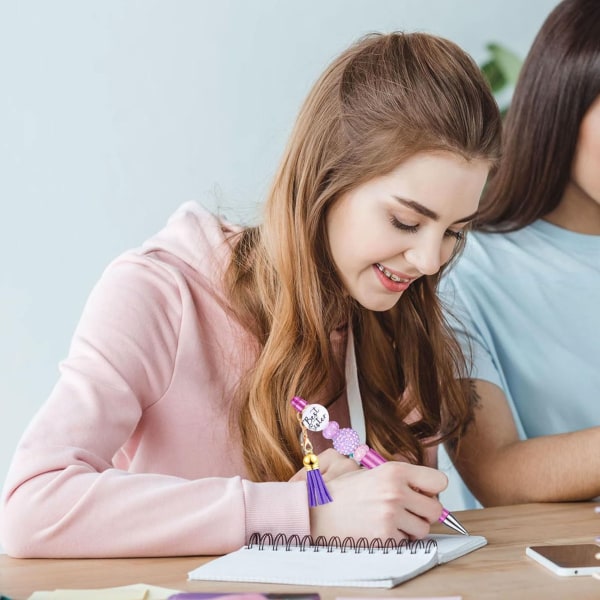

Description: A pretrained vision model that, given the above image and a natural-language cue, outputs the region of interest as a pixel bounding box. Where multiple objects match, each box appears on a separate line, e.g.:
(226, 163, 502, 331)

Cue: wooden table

(2, 502, 600, 599)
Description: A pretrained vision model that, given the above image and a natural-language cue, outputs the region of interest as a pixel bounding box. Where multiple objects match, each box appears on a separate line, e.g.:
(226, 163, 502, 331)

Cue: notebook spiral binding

(248, 532, 438, 555)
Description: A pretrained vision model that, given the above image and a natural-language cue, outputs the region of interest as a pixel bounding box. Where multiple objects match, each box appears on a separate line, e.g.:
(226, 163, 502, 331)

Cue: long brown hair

(477, 0, 600, 231)
(225, 32, 501, 482)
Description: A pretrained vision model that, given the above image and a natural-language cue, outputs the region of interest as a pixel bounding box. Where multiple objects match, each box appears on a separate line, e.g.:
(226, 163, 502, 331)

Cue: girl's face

(571, 95, 600, 209)
(546, 95, 600, 233)
(326, 151, 489, 312)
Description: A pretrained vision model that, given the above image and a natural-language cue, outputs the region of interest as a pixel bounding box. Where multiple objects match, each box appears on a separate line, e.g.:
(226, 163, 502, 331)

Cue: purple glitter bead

(322, 421, 339, 440)
(332, 428, 361, 455)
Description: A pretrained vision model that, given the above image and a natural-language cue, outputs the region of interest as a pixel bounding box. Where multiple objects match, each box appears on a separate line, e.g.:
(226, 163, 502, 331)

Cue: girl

(1, 32, 500, 557)
(441, 0, 600, 507)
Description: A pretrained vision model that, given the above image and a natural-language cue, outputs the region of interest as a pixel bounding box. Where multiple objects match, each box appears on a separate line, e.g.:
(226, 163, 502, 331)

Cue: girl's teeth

(377, 263, 406, 283)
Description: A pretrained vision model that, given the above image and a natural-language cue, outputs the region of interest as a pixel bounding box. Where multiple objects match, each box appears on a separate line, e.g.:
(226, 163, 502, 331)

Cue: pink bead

(353, 444, 369, 462)
(322, 421, 339, 440)
(290, 396, 307, 412)
(333, 428, 361, 455)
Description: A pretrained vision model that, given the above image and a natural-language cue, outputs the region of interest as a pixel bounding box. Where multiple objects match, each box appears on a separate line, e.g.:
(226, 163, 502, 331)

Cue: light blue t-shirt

(439, 219, 600, 508)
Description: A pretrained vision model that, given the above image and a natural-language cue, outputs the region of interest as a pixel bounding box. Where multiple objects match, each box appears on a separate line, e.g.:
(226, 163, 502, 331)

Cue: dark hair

(477, 0, 600, 231)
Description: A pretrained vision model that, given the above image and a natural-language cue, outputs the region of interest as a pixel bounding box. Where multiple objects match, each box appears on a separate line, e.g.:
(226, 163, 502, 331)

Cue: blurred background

(0, 1, 560, 547)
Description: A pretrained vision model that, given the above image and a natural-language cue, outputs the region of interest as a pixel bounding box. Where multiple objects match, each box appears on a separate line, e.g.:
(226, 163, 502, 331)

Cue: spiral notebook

(188, 533, 487, 589)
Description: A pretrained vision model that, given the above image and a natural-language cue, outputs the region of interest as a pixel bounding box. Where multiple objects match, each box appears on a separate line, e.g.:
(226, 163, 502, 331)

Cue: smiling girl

(1, 32, 500, 557)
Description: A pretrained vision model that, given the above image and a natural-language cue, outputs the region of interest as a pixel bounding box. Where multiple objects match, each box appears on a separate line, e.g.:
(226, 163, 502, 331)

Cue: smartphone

(526, 543, 600, 576)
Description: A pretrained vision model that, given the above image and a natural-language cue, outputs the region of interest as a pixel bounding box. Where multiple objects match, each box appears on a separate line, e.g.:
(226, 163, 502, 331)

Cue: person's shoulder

(465, 227, 527, 253)
(133, 202, 245, 283)
(143, 201, 242, 259)
(97, 202, 244, 302)
(446, 224, 552, 296)
(442, 229, 518, 295)
(457, 226, 537, 269)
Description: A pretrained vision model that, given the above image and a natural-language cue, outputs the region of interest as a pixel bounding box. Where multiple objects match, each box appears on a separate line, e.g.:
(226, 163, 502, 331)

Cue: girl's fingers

(317, 448, 360, 480)
(402, 463, 448, 497)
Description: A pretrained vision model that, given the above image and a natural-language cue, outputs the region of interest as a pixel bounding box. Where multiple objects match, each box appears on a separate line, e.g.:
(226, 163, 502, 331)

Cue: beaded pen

(291, 396, 469, 536)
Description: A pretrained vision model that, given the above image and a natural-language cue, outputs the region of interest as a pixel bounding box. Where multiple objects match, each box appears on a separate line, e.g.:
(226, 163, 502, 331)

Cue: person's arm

(1, 251, 449, 558)
(448, 379, 600, 506)
(0, 255, 308, 558)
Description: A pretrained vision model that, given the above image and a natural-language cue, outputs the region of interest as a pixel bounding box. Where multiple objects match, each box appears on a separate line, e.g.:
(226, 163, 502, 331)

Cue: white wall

(0, 0, 559, 541)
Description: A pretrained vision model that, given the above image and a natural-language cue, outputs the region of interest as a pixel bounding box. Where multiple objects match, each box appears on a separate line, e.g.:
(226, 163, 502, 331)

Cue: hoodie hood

(140, 202, 243, 286)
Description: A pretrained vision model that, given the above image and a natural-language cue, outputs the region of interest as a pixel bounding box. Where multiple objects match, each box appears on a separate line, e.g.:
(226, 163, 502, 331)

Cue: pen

(291, 396, 469, 536)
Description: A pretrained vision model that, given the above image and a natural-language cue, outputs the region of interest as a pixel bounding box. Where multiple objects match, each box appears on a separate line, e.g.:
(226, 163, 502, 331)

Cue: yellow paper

(27, 583, 181, 600)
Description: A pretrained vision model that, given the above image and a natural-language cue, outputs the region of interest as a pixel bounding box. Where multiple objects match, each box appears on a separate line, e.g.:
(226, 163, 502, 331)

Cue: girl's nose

(403, 234, 445, 276)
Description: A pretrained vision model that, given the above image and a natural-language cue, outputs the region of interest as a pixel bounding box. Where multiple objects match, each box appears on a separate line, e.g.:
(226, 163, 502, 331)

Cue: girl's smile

(374, 263, 415, 292)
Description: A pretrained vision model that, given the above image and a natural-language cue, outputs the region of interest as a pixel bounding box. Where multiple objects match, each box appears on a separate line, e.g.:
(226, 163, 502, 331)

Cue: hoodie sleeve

(0, 254, 309, 558)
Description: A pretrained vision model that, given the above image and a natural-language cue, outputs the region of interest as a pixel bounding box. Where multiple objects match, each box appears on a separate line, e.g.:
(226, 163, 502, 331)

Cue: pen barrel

(360, 448, 386, 469)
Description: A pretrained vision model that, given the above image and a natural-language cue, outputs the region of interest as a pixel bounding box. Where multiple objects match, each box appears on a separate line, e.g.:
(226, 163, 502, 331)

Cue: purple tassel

(303, 453, 333, 507)
(306, 467, 333, 507)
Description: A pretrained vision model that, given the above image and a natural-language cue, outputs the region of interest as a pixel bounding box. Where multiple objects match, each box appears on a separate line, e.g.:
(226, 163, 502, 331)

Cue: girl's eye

(389, 215, 465, 241)
(445, 229, 464, 241)
(389, 215, 418, 233)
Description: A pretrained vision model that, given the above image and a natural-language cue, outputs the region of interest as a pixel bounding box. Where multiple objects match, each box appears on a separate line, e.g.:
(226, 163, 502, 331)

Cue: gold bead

(303, 453, 319, 470)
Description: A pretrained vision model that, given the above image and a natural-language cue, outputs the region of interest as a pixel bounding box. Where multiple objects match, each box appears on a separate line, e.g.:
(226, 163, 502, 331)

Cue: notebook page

(430, 534, 487, 563)
(188, 543, 438, 588)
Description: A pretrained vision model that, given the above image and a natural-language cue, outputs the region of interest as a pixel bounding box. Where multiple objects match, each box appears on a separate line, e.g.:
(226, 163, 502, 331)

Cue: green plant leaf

(486, 42, 522, 86)
(479, 42, 523, 116)
(480, 60, 507, 93)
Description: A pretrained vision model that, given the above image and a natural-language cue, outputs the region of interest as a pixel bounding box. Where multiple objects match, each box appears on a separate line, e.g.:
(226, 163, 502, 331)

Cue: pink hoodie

(1, 203, 317, 558)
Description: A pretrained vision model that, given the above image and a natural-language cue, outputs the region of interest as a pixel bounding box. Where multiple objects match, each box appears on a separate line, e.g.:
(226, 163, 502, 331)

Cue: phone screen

(528, 544, 600, 568)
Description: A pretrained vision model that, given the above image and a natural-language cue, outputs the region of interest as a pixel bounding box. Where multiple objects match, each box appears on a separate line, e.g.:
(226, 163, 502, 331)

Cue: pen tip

(441, 511, 469, 536)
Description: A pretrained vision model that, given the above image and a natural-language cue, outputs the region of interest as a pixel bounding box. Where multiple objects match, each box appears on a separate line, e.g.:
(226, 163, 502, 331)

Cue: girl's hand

(309, 461, 448, 541)
(288, 448, 360, 483)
